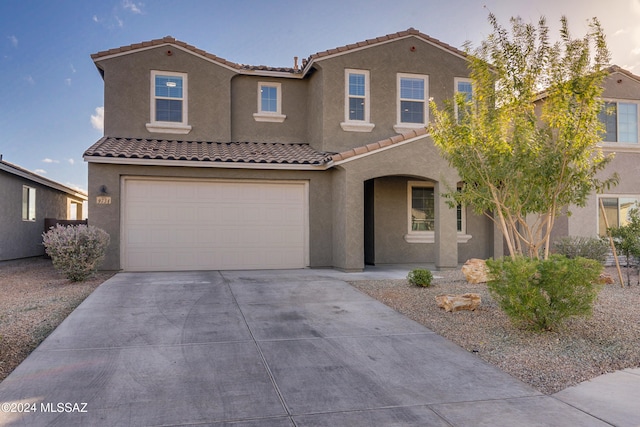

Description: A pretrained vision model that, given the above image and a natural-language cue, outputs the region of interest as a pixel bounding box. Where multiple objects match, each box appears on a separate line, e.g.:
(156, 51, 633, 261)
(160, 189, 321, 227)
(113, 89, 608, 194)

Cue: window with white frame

(598, 196, 640, 236)
(395, 73, 428, 133)
(146, 70, 191, 134)
(405, 181, 470, 243)
(599, 101, 639, 143)
(455, 78, 473, 121)
(22, 186, 36, 221)
(341, 69, 374, 132)
(254, 82, 286, 122)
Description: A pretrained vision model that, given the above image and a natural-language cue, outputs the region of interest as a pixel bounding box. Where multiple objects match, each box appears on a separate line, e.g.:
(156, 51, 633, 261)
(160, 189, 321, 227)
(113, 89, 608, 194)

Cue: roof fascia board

(83, 155, 332, 170)
(332, 133, 429, 166)
(0, 161, 87, 199)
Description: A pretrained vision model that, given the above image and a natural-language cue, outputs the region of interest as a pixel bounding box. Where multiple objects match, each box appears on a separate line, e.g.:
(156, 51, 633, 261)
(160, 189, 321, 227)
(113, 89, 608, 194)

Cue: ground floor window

(22, 186, 36, 221)
(598, 196, 640, 236)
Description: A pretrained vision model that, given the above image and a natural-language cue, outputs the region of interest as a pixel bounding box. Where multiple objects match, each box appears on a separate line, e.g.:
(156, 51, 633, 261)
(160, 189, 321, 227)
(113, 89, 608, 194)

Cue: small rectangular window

(410, 185, 435, 231)
(22, 186, 36, 221)
(455, 78, 473, 121)
(254, 82, 286, 122)
(341, 69, 374, 132)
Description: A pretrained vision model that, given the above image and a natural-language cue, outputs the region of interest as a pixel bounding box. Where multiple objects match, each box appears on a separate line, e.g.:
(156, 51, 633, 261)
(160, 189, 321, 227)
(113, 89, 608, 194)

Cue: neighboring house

(0, 157, 88, 261)
(83, 28, 506, 272)
(552, 66, 640, 243)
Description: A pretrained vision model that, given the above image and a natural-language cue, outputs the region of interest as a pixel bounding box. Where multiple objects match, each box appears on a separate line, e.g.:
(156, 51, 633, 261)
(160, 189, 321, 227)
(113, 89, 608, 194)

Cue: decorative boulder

(462, 258, 489, 284)
(599, 272, 614, 285)
(435, 293, 482, 312)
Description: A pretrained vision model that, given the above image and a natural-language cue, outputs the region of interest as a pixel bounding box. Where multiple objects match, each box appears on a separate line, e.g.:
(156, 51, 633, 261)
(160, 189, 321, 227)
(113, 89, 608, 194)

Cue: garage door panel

(123, 179, 307, 271)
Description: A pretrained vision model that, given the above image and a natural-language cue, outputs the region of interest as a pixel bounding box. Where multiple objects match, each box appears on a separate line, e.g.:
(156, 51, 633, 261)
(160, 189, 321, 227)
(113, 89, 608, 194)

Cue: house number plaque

(96, 196, 112, 205)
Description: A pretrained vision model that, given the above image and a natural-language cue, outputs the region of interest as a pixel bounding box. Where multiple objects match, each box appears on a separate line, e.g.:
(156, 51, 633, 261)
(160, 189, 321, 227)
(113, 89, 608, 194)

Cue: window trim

(599, 99, 639, 145)
(146, 70, 192, 134)
(394, 73, 429, 134)
(597, 194, 640, 236)
(22, 185, 36, 222)
(404, 181, 471, 244)
(341, 69, 374, 132)
(454, 77, 473, 121)
(253, 82, 286, 123)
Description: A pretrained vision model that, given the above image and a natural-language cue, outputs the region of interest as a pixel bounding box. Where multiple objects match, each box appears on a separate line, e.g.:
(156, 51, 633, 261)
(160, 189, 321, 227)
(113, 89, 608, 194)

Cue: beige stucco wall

(87, 162, 334, 270)
(309, 36, 470, 153)
(99, 46, 237, 141)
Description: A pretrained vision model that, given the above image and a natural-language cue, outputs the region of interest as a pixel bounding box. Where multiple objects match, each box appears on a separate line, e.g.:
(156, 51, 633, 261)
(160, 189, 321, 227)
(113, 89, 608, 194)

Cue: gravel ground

(349, 266, 640, 395)
(0, 257, 114, 382)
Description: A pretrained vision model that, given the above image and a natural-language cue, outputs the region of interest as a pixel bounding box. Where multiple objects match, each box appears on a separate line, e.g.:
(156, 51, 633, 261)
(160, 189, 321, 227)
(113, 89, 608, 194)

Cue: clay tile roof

(84, 137, 334, 166)
(331, 127, 428, 162)
(306, 28, 467, 65)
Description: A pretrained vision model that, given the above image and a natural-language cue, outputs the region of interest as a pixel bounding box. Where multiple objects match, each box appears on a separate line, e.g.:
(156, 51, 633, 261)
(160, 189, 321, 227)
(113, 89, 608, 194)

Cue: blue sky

(1, 0, 639, 192)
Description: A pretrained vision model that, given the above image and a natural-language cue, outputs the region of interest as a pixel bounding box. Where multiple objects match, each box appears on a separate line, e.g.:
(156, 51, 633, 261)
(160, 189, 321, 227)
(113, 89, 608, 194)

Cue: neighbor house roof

(84, 137, 334, 168)
(91, 28, 468, 77)
(0, 157, 87, 199)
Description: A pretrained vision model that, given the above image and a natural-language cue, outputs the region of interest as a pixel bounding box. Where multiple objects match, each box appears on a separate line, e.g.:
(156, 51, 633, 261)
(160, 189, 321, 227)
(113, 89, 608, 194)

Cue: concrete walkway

(0, 268, 637, 426)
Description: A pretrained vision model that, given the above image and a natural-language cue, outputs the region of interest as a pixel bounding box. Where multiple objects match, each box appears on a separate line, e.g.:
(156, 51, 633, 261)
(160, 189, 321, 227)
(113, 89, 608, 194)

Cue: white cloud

(8, 35, 17, 48)
(115, 16, 123, 28)
(34, 169, 47, 175)
(91, 106, 104, 131)
(123, 0, 143, 14)
(70, 64, 76, 73)
(68, 158, 75, 165)
(65, 78, 72, 86)
(92, 15, 99, 23)
(42, 158, 59, 164)
(24, 75, 35, 85)
(614, 28, 628, 37)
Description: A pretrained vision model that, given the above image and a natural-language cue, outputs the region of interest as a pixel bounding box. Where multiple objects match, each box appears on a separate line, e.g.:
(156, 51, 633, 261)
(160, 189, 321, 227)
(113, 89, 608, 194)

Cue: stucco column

(331, 168, 365, 272)
(434, 181, 458, 270)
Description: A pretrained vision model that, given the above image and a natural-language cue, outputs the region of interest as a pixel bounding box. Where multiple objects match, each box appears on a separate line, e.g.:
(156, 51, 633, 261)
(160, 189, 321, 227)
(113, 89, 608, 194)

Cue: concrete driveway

(0, 269, 617, 426)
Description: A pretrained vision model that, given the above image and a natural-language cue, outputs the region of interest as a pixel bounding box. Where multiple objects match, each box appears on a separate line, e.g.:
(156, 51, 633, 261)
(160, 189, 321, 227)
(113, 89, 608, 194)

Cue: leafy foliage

(429, 14, 616, 259)
(552, 236, 609, 264)
(608, 207, 640, 286)
(486, 255, 603, 331)
(42, 224, 110, 282)
(407, 268, 434, 287)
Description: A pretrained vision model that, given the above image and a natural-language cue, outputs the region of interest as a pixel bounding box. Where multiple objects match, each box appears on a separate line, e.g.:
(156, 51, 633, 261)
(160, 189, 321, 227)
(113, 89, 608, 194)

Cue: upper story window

(599, 101, 639, 144)
(146, 70, 191, 134)
(455, 78, 473, 121)
(22, 186, 36, 221)
(395, 73, 428, 133)
(341, 69, 374, 132)
(254, 82, 286, 123)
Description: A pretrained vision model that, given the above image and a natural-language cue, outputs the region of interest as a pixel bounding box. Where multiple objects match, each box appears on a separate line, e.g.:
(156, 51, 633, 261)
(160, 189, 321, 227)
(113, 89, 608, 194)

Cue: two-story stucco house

(83, 29, 510, 272)
(0, 157, 87, 261)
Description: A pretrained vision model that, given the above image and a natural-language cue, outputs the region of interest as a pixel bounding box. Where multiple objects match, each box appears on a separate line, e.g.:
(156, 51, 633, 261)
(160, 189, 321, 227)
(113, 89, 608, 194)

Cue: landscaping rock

(461, 258, 489, 284)
(435, 293, 482, 312)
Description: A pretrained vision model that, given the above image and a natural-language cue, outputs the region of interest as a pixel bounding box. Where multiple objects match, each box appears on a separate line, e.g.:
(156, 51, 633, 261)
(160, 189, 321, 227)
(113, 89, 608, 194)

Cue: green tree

(609, 207, 640, 286)
(429, 14, 617, 259)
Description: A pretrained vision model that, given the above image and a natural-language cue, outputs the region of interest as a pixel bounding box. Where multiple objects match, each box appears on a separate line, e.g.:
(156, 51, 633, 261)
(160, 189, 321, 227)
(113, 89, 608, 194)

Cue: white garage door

(122, 178, 308, 271)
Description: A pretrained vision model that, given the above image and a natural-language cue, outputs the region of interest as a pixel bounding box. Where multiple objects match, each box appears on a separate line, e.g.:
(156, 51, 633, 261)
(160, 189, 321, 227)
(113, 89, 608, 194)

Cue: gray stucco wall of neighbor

(87, 163, 334, 271)
(0, 172, 84, 261)
(99, 46, 237, 141)
(310, 37, 470, 154)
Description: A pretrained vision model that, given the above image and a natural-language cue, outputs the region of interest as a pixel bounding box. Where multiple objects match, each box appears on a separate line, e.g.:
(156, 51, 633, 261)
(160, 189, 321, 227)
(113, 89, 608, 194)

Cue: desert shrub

(42, 224, 110, 282)
(407, 268, 433, 287)
(552, 236, 609, 264)
(486, 255, 602, 331)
